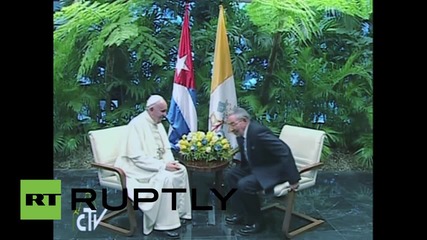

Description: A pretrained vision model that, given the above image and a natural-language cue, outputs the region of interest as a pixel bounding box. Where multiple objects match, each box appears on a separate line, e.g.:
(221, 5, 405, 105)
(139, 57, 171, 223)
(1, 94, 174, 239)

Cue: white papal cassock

(114, 111, 192, 235)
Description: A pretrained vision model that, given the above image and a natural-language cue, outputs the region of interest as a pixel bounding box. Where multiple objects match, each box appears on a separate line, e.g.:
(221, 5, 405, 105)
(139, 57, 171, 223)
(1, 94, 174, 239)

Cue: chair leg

(262, 191, 324, 239)
(282, 190, 295, 238)
(98, 197, 137, 236)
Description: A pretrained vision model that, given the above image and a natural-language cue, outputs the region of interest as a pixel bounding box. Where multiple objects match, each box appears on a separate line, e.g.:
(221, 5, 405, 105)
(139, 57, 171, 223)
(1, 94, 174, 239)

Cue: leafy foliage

(308, 0, 373, 20)
(54, 0, 373, 169)
(54, 0, 168, 158)
(246, 0, 320, 44)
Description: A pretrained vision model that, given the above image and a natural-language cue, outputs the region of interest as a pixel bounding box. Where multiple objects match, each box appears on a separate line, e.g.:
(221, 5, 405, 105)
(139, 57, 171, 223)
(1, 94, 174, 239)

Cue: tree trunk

(105, 48, 115, 114)
(261, 32, 282, 105)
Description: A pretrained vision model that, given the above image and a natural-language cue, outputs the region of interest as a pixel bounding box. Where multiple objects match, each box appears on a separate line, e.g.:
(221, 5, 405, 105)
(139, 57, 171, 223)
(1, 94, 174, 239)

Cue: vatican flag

(208, 5, 238, 154)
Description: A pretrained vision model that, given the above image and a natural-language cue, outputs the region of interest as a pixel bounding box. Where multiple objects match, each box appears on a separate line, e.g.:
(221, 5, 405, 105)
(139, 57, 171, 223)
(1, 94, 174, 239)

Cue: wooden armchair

(261, 125, 326, 239)
(88, 125, 137, 236)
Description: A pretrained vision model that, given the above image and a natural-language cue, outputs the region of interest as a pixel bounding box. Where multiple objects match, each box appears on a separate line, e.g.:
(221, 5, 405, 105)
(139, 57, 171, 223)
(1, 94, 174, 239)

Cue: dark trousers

(224, 166, 263, 224)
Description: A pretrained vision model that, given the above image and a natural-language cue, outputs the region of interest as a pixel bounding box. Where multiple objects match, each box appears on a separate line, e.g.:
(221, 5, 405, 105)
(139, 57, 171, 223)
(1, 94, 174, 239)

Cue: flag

(209, 5, 238, 153)
(167, 3, 197, 150)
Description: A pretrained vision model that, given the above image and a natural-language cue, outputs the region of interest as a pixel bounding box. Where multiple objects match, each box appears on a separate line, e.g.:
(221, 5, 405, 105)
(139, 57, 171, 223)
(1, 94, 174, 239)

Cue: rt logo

(20, 180, 61, 220)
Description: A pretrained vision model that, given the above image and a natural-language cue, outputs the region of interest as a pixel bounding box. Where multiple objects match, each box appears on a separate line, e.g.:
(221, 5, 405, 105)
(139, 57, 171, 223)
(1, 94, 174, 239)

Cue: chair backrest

(88, 126, 138, 236)
(275, 125, 325, 195)
(88, 125, 128, 182)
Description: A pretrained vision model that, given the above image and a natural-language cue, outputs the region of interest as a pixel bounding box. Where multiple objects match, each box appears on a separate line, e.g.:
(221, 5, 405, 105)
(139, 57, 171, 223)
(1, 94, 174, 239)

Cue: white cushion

(89, 125, 128, 178)
(272, 125, 325, 197)
(99, 174, 122, 190)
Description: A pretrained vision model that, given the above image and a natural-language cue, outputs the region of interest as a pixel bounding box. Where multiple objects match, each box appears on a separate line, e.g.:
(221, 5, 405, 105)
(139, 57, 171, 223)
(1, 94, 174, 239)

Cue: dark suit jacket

(237, 121, 300, 190)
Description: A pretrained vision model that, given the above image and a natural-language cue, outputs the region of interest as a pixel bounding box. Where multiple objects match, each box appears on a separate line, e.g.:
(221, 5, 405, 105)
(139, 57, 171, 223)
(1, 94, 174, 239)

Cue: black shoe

(163, 230, 180, 239)
(238, 223, 263, 235)
(225, 214, 245, 225)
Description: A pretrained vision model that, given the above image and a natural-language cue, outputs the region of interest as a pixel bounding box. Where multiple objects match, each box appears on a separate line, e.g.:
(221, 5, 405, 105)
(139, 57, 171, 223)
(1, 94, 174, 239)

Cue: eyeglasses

(227, 120, 242, 127)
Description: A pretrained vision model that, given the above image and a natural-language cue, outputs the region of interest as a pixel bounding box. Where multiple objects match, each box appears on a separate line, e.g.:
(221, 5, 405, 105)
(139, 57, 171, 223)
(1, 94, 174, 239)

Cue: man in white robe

(114, 95, 192, 238)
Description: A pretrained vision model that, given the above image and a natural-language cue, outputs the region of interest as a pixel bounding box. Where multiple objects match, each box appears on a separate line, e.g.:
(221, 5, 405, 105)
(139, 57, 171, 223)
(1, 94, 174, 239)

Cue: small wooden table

(180, 160, 230, 225)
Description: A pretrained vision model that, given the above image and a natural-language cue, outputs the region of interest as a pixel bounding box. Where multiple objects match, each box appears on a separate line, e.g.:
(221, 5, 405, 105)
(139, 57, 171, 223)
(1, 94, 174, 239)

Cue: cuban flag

(167, 3, 197, 151)
(208, 5, 238, 153)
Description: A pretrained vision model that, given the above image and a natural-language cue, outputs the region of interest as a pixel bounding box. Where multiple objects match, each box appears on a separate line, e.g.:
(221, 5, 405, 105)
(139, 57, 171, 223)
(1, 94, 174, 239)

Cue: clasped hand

(166, 161, 181, 171)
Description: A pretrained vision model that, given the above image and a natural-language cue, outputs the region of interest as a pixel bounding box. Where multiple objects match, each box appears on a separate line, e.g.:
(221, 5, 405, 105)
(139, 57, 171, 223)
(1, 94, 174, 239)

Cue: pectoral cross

(157, 148, 165, 159)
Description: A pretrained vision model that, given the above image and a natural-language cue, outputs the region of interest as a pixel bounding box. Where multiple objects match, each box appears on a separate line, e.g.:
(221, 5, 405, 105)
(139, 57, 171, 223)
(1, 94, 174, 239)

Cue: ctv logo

(20, 180, 61, 220)
(75, 207, 107, 231)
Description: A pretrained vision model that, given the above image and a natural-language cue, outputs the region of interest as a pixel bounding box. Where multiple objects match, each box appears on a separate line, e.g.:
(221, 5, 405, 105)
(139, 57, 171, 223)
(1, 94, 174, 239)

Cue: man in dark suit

(224, 107, 301, 235)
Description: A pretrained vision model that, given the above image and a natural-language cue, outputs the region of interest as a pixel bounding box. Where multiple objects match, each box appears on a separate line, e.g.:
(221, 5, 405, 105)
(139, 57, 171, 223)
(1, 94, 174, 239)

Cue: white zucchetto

(146, 95, 165, 108)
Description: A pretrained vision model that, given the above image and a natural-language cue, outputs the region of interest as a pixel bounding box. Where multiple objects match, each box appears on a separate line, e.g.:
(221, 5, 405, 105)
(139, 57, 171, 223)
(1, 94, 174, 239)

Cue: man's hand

(289, 183, 299, 191)
(165, 161, 181, 171)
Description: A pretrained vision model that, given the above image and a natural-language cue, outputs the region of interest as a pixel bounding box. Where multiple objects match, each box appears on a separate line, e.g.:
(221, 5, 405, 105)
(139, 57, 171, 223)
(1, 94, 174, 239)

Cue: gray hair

(229, 107, 251, 121)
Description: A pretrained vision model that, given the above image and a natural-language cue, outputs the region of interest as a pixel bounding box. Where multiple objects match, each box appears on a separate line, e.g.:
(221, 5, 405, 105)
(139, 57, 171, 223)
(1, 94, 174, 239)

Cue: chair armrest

(231, 159, 241, 164)
(91, 162, 127, 189)
(299, 162, 324, 174)
(231, 147, 240, 155)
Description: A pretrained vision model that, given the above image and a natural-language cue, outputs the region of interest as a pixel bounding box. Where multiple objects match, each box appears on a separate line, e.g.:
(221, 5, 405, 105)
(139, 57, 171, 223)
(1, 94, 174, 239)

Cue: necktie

(243, 137, 249, 161)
